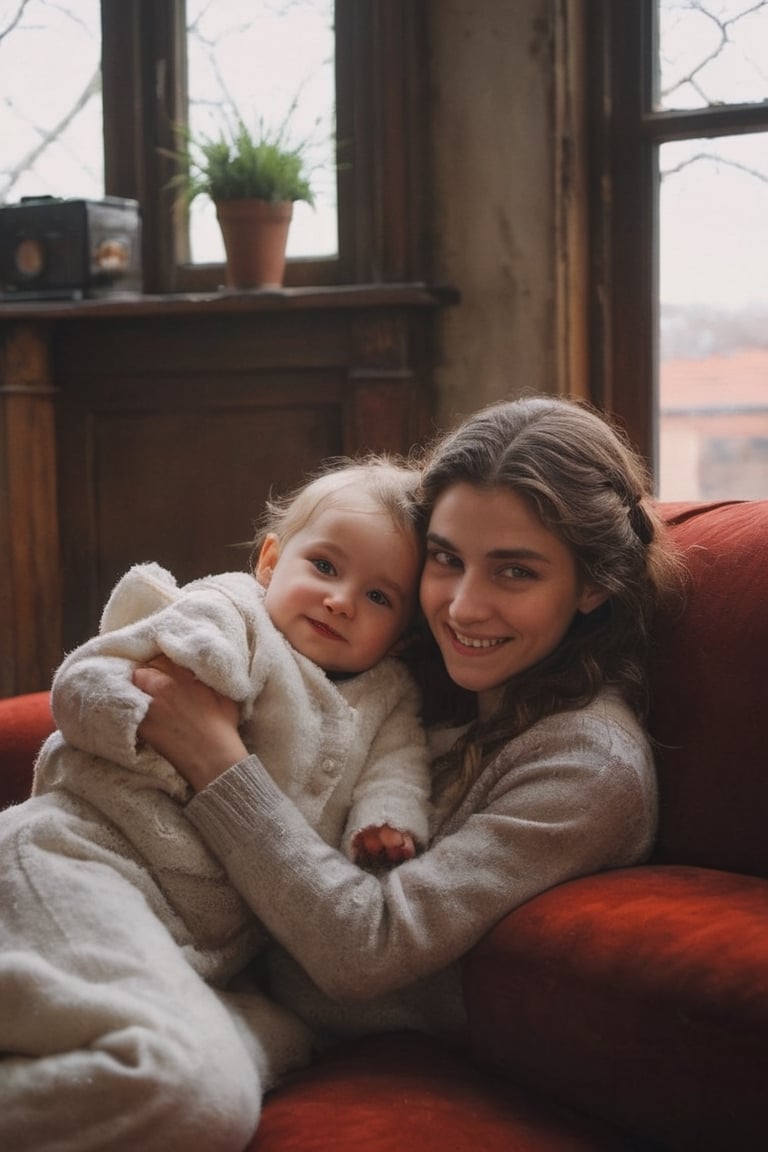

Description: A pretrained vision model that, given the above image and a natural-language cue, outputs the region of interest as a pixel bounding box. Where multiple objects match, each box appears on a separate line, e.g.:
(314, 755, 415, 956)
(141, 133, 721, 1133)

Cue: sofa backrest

(650, 500, 768, 878)
(0, 690, 55, 808)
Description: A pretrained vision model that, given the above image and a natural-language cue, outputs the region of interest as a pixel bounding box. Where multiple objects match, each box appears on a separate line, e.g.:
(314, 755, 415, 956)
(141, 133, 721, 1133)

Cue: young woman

(0, 396, 682, 1152)
(129, 396, 683, 1107)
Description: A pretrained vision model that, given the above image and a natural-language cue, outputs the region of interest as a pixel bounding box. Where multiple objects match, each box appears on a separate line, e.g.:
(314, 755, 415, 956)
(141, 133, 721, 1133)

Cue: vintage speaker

(0, 196, 142, 300)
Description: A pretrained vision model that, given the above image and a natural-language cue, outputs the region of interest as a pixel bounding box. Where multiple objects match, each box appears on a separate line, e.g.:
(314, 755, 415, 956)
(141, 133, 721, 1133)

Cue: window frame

(586, 0, 768, 471)
(100, 0, 430, 294)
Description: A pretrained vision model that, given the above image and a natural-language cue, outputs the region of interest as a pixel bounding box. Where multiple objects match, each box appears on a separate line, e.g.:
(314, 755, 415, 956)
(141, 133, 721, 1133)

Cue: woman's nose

(447, 572, 489, 624)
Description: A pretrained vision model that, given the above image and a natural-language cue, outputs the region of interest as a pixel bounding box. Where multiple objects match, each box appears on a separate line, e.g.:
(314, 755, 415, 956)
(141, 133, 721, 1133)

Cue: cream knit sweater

(185, 688, 658, 1040)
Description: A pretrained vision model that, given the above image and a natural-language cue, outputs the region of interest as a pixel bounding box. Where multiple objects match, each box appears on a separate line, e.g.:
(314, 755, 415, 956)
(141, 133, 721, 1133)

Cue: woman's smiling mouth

(449, 627, 508, 651)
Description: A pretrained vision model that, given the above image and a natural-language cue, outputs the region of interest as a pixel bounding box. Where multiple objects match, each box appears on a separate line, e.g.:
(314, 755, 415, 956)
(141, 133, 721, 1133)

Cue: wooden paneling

(0, 286, 447, 693)
(0, 324, 61, 693)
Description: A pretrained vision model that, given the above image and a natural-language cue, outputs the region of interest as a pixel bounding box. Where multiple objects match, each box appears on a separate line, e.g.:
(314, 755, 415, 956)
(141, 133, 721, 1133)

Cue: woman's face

(419, 483, 607, 717)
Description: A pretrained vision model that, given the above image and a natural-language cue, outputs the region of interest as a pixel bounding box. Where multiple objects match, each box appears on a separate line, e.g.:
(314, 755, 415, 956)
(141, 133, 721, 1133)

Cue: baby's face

(258, 498, 420, 675)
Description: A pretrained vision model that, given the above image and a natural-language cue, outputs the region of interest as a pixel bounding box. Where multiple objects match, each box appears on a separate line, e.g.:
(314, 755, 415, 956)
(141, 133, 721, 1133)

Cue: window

(184, 0, 337, 265)
(1, 1, 428, 293)
(102, 0, 428, 293)
(0, 0, 103, 203)
(588, 0, 768, 498)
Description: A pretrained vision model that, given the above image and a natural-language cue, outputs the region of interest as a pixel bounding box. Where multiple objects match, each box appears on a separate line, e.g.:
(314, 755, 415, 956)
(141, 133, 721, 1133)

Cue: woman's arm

(136, 661, 656, 1003)
(188, 732, 654, 1002)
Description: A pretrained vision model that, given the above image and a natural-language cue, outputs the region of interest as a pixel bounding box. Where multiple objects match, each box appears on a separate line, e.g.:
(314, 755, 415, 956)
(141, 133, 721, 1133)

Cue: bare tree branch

(0, 65, 101, 199)
(662, 150, 768, 182)
(660, 0, 768, 104)
(0, 0, 32, 42)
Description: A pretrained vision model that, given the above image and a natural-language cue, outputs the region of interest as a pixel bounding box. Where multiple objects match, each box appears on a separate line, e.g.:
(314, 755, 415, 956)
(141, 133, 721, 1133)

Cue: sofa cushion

(652, 501, 768, 876)
(252, 1032, 628, 1151)
(465, 864, 768, 1152)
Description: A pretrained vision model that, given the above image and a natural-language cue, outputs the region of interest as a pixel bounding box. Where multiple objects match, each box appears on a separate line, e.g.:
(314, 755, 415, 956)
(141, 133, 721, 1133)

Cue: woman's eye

(427, 548, 460, 568)
(367, 589, 391, 608)
(502, 564, 535, 580)
(311, 558, 335, 576)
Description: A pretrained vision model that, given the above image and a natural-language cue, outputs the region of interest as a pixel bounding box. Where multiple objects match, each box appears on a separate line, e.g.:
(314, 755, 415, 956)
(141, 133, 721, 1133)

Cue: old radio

(0, 196, 142, 300)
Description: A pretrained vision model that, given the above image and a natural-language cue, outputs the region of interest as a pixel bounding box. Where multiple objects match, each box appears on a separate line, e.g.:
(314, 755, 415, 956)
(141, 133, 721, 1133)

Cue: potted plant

(172, 117, 315, 289)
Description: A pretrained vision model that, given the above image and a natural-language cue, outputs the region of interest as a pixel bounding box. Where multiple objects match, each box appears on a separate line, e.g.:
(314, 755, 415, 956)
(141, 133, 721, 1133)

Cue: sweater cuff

(185, 755, 288, 858)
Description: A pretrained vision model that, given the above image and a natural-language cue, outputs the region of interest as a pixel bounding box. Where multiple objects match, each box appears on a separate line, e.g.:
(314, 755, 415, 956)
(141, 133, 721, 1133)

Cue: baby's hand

(353, 824, 416, 867)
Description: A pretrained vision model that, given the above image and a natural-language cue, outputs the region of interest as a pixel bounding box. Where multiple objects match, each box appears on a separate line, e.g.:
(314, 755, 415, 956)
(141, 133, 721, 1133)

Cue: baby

(30, 456, 431, 986)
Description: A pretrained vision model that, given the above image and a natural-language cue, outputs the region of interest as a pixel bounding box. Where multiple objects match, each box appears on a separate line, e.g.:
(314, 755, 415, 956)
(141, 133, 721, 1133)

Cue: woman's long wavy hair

(414, 396, 686, 806)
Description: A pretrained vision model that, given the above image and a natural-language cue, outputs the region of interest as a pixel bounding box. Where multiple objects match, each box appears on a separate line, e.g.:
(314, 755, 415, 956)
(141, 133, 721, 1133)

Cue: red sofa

(2, 500, 767, 1152)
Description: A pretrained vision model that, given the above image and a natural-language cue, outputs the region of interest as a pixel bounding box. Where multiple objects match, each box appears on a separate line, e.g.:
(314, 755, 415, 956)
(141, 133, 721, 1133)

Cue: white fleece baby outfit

(34, 561, 430, 979)
(0, 561, 430, 1152)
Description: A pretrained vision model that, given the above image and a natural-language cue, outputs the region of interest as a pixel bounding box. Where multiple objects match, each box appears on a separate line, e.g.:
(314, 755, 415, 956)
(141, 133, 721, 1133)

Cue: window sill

(0, 282, 459, 322)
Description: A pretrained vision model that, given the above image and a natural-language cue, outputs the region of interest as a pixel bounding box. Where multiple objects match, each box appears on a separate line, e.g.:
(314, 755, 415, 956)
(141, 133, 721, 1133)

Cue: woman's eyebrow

(426, 531, 455, 550)
(427, 531, 551, 564)
(487, 547, 552, 564)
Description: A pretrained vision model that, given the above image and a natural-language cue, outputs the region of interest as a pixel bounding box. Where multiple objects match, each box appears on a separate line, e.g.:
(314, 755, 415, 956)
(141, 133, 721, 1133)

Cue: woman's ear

(577, 582, 610, 616)
(255, 534, 280, 588)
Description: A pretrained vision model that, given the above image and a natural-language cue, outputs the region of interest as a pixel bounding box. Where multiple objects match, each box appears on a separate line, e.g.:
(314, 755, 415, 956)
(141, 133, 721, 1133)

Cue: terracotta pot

(215, 198, 294, 289)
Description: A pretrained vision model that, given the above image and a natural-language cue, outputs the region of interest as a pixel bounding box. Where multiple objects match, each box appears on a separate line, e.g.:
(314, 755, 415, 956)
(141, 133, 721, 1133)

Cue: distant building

(659, 348, 768, 500)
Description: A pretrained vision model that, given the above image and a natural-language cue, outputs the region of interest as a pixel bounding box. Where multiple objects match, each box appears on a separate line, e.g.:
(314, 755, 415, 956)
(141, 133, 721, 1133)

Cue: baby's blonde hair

(251, 454, 423, 565)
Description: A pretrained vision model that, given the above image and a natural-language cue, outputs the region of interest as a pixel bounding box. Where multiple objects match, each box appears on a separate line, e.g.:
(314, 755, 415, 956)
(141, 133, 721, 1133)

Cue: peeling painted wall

(429, 0, 558, 428)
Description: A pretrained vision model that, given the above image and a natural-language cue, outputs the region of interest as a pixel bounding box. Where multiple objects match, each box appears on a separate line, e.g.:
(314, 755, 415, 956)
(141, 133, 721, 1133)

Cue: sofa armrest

(0, 692, 55, 809)
(464, 864, 768, 1152)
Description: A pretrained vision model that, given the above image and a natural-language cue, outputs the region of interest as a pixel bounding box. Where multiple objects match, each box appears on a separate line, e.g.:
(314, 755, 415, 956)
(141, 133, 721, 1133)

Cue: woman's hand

(133, 656, 247, 792)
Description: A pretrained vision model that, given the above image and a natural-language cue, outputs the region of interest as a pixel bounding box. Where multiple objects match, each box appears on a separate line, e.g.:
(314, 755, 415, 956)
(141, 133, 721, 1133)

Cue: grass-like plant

(170, 118, 315, 206)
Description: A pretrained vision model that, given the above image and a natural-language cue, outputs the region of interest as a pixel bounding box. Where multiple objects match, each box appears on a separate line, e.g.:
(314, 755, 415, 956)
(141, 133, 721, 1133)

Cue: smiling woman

(84, 394, 685, 1152)
(0, 395, 688, 1151)
(414, 395, 686, 801)
(421, 484, 608, 714)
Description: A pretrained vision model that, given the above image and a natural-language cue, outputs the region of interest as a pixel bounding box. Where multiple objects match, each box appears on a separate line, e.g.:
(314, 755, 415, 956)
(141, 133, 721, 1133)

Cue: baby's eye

(367, 589, 392, 608)
(311, 558, 336, 576)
